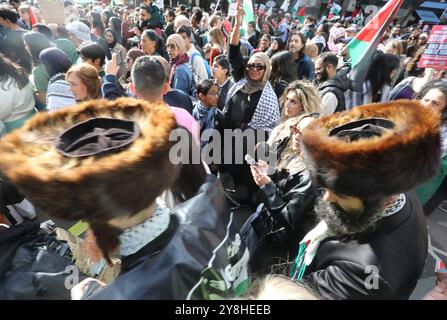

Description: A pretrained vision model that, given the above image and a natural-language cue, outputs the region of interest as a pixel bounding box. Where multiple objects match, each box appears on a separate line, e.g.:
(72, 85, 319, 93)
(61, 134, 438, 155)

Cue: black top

(164, 89, 194, 114)
(225, 90, 262, 129)
(217, 79, 234, 111)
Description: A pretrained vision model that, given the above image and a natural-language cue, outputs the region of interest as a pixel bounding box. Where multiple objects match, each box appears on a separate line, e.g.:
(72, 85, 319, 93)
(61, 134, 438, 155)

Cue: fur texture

(301, 100, 441, 198)
(0, 98, 180, 223)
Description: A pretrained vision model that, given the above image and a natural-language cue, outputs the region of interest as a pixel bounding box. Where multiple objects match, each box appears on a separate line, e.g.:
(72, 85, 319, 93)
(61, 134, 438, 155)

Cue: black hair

(2, 33, 32, 73)
(0, 53, 29, 90)
(23, 31, 52, 65)
(77, 42, 107, 67)
(270, 51, 297, 85)
(0, 7, 18, 24)
(102, 9, 114, 26)
(131, 55, 166, 96)
(142, 29, 168, 59)
(366, 53, 401, 103)
(79, 18, 91, 29)
(197, 79, 217, 95)
(166, 9, 175, 19)
(88, 11, 105, 35)
(287, 30, 307, 55)
(109, 16, 123, 44)
(318, 52, 339, 68)
(32, 23, 53, 40)
(176, 25, 192, 38)
(213, 54, 230, 76)
(305, 15, 316, 24)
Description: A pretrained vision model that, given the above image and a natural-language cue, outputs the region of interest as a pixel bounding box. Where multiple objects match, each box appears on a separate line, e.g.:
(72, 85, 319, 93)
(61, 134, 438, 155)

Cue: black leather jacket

(241, 168, 319, 273)
(303, 191, 428, 300)
(85, 175, 250, 300)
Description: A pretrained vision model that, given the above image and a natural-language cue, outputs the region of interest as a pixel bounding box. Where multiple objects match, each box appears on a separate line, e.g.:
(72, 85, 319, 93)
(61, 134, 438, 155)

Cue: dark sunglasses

(247, 63, 266, 71)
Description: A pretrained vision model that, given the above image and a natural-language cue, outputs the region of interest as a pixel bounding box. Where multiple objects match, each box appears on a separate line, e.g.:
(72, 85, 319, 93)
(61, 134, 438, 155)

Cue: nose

(323, 190, 334, 202)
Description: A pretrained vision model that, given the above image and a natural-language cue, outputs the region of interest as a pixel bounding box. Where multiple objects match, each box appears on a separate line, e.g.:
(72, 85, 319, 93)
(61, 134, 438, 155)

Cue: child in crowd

(192, 79, 224, 148)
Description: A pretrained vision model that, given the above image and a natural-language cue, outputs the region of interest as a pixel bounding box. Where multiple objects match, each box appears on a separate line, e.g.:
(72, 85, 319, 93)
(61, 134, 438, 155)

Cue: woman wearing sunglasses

(218, 4, 280, 207)
(166, 34, 194, 96)
(240, 113, 320, 274)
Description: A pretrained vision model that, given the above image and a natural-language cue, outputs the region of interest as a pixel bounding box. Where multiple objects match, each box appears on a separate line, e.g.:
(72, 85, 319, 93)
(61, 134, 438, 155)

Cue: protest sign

(418, 25, 447, 70)
(37, 0, 66, 25)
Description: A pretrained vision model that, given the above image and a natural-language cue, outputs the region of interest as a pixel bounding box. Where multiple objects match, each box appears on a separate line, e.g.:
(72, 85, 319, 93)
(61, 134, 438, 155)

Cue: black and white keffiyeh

(225, 78, 280, 132)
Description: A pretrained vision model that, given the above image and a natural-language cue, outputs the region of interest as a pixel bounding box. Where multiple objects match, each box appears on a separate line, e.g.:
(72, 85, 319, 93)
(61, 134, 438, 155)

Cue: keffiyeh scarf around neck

(224, 78, 280, 132)
(193, 102, 215, 131)
(118, 199, 171, 257)
(291, 194, 407, 281)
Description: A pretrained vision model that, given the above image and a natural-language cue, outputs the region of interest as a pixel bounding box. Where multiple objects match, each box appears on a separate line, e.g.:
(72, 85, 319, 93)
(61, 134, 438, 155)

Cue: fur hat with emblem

(0, 97, 180, 228)
(301, 100, 441, 199)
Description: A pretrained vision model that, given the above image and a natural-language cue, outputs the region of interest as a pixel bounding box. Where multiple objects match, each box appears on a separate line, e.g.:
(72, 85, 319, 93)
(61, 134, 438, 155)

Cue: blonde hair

(274, 113, 318, 173)
(66, 63, 101, 100)
(209, 15, 221, 28)
(208, 26, 225, 51)
(246, 275, 320, 300)
(280, 80, 321, 121)
(388, 40, 403, 56)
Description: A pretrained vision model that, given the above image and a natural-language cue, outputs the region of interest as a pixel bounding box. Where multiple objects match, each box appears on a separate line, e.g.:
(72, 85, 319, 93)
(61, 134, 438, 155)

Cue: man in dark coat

(291, 100, 441, 299)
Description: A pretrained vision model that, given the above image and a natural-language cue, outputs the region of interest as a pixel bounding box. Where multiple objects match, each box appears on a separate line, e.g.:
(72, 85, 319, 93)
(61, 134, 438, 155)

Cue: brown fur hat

(301, 100, 441, 199)
(0, 97, 180, 223)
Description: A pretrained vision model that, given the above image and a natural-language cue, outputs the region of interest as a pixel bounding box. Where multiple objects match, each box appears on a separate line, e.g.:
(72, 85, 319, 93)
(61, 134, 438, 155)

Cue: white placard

(228, 2, 237, 17)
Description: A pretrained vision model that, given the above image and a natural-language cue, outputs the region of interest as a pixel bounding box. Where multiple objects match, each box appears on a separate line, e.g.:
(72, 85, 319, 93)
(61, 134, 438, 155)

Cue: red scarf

(169, 53, 190, 86)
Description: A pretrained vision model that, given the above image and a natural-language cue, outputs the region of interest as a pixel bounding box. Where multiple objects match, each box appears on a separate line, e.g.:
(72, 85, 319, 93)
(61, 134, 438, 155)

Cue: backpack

(190, 51, 212, 79)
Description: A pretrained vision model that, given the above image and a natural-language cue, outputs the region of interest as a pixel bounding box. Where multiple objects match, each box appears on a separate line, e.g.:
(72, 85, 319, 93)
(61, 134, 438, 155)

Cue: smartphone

(244, 154, 257, 166)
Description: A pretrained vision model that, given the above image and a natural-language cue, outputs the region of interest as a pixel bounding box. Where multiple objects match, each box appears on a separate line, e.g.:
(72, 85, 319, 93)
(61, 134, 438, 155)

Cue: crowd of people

(0, 0, 446, 300)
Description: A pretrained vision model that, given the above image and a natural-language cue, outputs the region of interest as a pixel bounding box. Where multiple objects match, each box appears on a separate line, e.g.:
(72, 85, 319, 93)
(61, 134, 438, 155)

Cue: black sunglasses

(247, 63, 266, 71)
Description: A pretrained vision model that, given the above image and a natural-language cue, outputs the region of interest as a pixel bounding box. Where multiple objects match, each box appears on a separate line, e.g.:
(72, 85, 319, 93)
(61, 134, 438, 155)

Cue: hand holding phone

(245, 154, 257, 166)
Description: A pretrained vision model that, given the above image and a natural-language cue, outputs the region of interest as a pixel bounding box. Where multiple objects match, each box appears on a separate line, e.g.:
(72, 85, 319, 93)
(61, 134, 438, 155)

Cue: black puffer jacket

(83, 175, 251, 300)
(241, 168, 319, 274)
(0, 220, 84, 299)
(318, 72, 351, 112)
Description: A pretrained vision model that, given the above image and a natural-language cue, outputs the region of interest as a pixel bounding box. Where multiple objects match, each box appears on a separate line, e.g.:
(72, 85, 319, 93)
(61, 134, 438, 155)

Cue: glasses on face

(247, 63, 266, 71)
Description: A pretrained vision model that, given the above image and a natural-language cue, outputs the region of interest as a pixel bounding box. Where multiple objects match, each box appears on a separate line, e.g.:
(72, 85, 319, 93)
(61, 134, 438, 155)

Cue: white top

(321, 91, 338, 116)
(0, 79, 35, 123)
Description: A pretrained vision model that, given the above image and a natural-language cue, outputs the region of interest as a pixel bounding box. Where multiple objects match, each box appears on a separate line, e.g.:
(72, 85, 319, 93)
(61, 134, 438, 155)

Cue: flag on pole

(328, 1, 342, 20)
(347, 0, 404, 91)
(291, 0, 306, 23)
(242, 0, 255, 24)
(280, 0, 289, 12)
(240, 0, 255, 39)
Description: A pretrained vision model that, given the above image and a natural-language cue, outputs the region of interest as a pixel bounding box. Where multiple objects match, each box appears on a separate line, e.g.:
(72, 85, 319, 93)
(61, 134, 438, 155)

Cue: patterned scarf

(193, 102, 216, 132)
(291, 194, 406, 281)
(224, 78, 280, 132)
(118, 199, 171, 257)
(169, 53, 190, 87)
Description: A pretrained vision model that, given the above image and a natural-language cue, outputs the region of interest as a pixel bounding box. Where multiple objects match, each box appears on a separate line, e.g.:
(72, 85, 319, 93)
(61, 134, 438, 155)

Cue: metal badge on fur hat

(301, 100, 441, 199)
(0, 98, 180, 223)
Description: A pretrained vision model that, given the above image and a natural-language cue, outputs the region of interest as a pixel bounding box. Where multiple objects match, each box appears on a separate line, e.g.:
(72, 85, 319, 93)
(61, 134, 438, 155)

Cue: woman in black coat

(240, 113, 320, 274)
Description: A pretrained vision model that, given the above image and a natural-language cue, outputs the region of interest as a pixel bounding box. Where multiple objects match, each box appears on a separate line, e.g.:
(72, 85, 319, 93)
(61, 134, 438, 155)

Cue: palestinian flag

(328, 1, 342, 20)
(291, 0, 306, 23)
(347, 0, 404, 91)
(241, 0, 255, 38)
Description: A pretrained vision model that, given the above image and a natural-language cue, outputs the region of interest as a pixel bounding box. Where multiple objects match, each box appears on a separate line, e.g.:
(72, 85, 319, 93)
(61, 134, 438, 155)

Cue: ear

(162, 83, 169, 95)
(94, 58, 101, 67)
